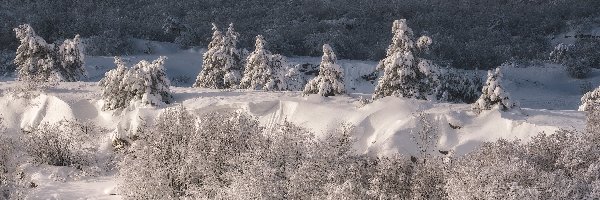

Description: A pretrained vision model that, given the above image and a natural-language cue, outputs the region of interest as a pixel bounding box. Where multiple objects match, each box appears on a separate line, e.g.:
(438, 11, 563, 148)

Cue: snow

(0, 45, 596, 198)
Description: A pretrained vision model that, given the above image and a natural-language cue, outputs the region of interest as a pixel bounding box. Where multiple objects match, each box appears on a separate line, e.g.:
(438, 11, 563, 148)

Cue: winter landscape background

(1, 0, 600, 199)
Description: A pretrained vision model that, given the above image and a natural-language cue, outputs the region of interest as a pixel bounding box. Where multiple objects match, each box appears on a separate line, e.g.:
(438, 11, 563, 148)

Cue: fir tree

(372, 19, 436, 100)
(240, 35, 287, 91)
(193, 23, 244, 89)
(57, 34, 86, 82)
(303, 44, 345, 96)
(472, 67, 518, 112)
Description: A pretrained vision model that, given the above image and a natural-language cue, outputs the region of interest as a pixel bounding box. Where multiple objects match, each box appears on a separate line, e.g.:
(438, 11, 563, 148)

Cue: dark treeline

(1, 0, 599, 69)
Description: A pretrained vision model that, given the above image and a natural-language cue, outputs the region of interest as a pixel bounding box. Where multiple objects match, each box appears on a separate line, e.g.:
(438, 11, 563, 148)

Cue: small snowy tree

(240, 35, 287, 91)
(56, 34, 86, 82)
(303, 44, 345, 96)
(13, 24, 57, 84)
(472, 67, 518, 112)
(99, 56, 172, 110)
(373, 19, 438, 100)
(193, 23, 244, 89)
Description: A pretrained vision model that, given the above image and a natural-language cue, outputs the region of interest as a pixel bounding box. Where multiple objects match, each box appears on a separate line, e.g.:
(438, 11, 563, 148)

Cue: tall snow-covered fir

(240, 35, 287, 91)
(472, 67, 518, 112)
(303, 44, 345, 96)
(99, 56, 172, 110)
(372, 19, 437, 100)
(193, 23, 244, 89)
(57, 34, 86, 82)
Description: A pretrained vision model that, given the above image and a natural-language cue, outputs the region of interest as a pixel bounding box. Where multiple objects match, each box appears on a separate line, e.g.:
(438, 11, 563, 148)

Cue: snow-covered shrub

(446, 139, 543, 199)
(472, 67, 518, 112)
(194, 23, 244, 89)
(22, 120, 101, 167)
(579, 86, 600, 112)
(240, 35, 288, 91)
(221, 120, 315, 199)
(99, 56, 172, 110)
(119, 108, 266, 199)
(373, 19, 438, 100)
(411, 113, 439, 162)
(447, 126, 600, 199)
(0, 117, 13, 199)
(303, 44, 345, 96)
(587, 103, 600, 135)
(283, 63, 316, 91)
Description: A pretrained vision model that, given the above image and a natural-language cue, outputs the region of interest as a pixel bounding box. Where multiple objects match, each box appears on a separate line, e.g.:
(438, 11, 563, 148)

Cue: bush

(22, 120, 101, 168)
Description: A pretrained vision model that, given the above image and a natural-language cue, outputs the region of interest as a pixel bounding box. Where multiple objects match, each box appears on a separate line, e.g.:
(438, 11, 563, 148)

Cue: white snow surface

(0, 46, 597, 199)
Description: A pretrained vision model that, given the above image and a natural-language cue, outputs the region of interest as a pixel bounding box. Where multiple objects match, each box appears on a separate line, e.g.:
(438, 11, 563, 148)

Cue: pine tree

(240, 35, 287, 91)
(222, 23, 244, 88)
(472, 67, 518, 112)
(57, 34, 86, 82)
(303, 44, 345, 96)
(193, 23, 225, 88)
(13, 24, 57, 83)
(193, 23, 244, 89)
(372, 19, 436, 100)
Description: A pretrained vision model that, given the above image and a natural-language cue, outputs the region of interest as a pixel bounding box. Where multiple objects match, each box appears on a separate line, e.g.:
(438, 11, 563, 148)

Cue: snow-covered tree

(580, 86, 600, 112)
(124, 56, 172, 106)
(240, 35, 287, 91)
(193, 23, 244, 89)
(99, 56, 172, 110)
(56, 34, 86, 82)
(14, 24, 86, 84)
(13, 24, 57, 83)
(303, 44, 345, 96)
(472, 67, 518, 112)
(373, 19, 438, 100)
